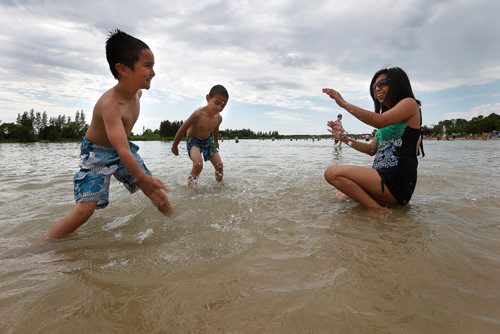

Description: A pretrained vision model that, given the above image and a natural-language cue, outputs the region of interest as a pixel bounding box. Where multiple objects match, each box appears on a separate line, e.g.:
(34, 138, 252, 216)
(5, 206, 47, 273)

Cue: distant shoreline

(424, 137, 500, 141)
(1, 136, 499, 144)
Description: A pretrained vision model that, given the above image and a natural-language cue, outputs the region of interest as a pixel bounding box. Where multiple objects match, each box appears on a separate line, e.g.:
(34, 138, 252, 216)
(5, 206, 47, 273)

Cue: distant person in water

(46, 30, 172, 239)
(333, 114, 343, 147)
(171, 85, 228, 185)
(322, 67, 424, 209)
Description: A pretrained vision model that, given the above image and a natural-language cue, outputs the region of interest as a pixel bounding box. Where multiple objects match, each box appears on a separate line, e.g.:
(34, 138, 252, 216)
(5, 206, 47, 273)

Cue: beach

(0, 139, 499, 333)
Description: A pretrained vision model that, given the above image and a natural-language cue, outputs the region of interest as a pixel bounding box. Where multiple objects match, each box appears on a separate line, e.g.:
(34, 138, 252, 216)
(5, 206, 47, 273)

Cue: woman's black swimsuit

(372, 115, 423, 205)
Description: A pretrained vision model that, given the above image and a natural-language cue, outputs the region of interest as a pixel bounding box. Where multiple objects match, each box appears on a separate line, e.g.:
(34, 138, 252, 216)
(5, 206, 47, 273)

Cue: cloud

(445, 103, 500, 121)
(265, 110, 312, 124)
(1, 0, 500, 134)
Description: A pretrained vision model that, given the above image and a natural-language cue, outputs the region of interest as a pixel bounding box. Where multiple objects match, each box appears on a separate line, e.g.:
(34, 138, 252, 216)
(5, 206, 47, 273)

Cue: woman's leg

(324, 164, 397, 208)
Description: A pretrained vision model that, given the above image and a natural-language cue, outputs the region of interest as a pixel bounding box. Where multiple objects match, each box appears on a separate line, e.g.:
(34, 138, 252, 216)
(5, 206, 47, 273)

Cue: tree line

(219, 129, 281, 139)
(132, 121, 282, 140)
(421, 113, 500, 137)
(0, 110, 283, 142)
(2, 109, 498, 142)
(0, 109, 88, 142)
(157, 120, 281, 139)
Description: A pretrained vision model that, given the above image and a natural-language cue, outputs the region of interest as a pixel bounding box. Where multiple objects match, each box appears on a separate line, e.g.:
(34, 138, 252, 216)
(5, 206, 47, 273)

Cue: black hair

(369, 67, 421, 113)
(105, 29, 150, 79)
(208, 84, 229, 99)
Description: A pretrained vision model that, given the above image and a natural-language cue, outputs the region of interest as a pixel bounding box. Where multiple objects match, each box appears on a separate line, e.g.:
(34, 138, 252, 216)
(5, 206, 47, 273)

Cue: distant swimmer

(333, 114, 344, 147)
(171, 85, 229, 185)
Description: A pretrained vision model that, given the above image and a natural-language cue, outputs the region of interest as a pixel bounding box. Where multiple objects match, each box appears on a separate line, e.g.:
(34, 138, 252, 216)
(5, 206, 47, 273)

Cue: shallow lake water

(0, 139, 499, 333)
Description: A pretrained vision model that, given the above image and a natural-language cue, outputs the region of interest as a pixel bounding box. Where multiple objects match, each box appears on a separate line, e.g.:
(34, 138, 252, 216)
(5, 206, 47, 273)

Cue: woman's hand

(322, 88, 348, 108)
(327, 120, 348, 141)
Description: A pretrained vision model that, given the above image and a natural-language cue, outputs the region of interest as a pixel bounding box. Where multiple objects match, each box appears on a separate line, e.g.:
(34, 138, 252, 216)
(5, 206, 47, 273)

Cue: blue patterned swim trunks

(186, 135, 218, 161)
(73, 137, 152, 209)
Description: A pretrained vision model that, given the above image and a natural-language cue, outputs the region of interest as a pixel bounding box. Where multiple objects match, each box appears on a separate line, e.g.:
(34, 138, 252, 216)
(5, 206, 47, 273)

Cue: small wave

(102, 214, 135, 231)
(99, 259, 130, 270)
(137, 228, 154, 243)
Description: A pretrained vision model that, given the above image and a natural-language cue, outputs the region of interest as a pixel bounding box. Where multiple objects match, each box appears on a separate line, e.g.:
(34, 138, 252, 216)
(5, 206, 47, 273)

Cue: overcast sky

(1, 0, 499, 135)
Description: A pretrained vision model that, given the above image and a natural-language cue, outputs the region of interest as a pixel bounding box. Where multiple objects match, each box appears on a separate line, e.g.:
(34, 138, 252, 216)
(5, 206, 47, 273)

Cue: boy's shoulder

(95, 86, 141, 110)
(190, 106, 206, 118)
(96, 86, 119, 103)
(194, 105, 206, 113)
(93, 89, 116, 113)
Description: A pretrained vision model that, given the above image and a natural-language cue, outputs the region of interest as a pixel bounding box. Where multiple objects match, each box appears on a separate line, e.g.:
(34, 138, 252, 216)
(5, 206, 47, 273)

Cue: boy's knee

(193, 161, 203, 172)
(76, 202, 97, 219)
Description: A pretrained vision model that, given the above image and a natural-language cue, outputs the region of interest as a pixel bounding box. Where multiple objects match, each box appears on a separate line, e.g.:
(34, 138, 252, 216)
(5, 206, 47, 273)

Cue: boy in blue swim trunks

(46, 30, 172, 238)
(171, 85, 228, 185)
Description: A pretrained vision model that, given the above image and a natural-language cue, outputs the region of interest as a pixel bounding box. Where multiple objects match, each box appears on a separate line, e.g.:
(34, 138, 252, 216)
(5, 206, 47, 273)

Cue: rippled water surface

(1, 139, 499, 333)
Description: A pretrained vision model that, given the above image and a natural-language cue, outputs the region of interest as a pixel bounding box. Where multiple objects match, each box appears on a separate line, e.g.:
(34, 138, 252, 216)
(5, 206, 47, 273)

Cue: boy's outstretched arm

(213, 125, 221, 148)
(213, 114, 222, 148)
(104, 106, 172, 214)
(171, 113, 196, 155)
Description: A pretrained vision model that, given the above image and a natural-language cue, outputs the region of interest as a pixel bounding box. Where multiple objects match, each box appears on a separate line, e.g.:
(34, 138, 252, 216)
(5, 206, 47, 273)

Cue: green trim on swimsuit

(375, 123, 407, 145)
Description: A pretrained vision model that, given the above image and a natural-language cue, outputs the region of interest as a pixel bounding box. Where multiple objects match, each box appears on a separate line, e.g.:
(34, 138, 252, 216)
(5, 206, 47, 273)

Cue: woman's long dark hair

(369, 67, 421, 113)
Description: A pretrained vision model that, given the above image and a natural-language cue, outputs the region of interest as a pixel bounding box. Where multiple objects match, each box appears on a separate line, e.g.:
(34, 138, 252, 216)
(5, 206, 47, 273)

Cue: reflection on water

(0, 140, 499, 333)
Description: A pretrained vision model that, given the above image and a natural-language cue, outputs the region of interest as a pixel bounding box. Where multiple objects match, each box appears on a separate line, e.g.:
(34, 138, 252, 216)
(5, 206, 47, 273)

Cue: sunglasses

(372, 78, 390, 91)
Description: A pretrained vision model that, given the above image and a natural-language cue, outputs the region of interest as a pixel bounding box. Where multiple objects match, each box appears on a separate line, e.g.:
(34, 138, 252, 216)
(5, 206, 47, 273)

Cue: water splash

(137, 228, 154, 243)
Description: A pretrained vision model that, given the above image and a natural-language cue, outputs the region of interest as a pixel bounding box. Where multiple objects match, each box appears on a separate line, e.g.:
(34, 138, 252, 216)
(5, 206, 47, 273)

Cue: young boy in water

(46, 30, 172, 238)
(171, 85, 228, 185)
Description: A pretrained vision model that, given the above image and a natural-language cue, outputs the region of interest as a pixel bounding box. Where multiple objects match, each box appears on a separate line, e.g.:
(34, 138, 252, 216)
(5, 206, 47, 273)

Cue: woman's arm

(323, 88, 419, 129)
(328, 120, 377, 156)
(343, 136, 377, 156)
(343, 98, 420, 129)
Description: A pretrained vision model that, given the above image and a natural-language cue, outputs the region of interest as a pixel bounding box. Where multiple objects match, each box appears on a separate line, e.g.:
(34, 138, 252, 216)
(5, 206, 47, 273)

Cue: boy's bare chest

(201, 115, 219, 127)
(119, 100, 140, 129)
(198, 108, 219, 125)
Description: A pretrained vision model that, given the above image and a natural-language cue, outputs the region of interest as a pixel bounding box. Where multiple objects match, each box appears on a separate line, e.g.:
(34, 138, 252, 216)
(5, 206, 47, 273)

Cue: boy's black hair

(369, 67, 421, 113)
(105, 29, 150, 79)
(209, 85, 229, 98)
